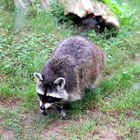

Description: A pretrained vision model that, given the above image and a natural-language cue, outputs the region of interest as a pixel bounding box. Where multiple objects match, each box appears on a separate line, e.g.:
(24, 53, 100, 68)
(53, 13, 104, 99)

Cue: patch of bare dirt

(0, 99, 20, 139)
(21, 114, 34, 139)
(0, 98, 20, 109)
(93, 126, 123, 140)
(40, 119, 88, 140)
(40, 109, 124, 140)
(86, 109, 103, 119)
(0, 128, 14, 140)
(40, 110, 103, 140)
(40, 121, 66, 140)
(21, 111, 45, 139)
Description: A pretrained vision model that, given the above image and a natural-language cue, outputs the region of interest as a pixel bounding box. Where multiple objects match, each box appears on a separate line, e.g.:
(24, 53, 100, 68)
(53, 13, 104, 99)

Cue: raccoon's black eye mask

(37, 93, 61, 103)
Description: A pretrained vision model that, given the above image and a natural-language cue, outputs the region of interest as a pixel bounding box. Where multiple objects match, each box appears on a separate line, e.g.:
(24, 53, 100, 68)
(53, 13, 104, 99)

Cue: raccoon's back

(52, 36, 98, 64)
(55, 36, 105, 87)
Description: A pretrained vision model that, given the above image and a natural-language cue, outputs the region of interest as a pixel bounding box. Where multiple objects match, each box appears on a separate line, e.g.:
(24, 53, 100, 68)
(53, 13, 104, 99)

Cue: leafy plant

(103, 0, 137, 27)
(0, 0, 15, 11)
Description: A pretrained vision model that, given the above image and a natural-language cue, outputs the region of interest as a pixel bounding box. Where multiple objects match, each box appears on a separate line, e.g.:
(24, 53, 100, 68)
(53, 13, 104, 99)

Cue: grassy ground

(0, 0, 140, 139)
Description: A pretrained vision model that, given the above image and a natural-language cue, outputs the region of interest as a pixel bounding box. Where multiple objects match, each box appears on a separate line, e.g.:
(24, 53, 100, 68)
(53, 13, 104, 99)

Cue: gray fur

(34, 36, 105, 114)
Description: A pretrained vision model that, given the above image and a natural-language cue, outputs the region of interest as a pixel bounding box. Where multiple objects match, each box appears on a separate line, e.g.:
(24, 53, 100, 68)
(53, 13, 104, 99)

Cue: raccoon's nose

(40, 105, 45, 110)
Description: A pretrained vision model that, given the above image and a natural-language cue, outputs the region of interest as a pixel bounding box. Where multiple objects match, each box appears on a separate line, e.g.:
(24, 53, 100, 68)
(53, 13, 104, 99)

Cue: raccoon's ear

(34, 72, 43, 83)
(54, 77, 65, 90)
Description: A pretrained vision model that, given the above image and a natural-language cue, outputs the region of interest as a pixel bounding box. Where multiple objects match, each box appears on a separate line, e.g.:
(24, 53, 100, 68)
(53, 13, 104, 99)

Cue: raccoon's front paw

(40, 109, 47, 116)
(42, 111, 47, 116)
(59, 109, 67, 119)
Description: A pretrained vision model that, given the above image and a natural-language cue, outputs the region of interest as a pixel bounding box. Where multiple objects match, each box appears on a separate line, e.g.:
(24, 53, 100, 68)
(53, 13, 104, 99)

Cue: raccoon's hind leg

(84, 75, 102, 94)
(90, 74, 103, 90)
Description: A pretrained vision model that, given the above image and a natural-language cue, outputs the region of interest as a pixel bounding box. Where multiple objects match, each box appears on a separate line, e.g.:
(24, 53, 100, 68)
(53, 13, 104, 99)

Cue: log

(57, 0, 120, 30)
(57, 0, 94, 18)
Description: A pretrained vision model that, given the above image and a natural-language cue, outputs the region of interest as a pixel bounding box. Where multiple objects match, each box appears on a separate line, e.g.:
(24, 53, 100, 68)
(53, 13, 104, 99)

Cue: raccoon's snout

(40, 105, 45, 110)
(40, 105, 47, 116)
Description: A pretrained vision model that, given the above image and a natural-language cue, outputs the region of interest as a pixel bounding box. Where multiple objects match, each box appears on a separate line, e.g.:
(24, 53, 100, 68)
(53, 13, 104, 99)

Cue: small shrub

(103, 0, 137, 27)
(0, 0, 15, 11)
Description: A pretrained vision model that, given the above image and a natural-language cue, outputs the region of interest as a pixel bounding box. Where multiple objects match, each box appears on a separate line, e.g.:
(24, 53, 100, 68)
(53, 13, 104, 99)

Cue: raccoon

(34, 36, 105, 117)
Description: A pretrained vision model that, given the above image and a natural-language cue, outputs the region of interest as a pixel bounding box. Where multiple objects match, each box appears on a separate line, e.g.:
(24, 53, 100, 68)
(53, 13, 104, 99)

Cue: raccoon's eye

(37, 93, 45, 101)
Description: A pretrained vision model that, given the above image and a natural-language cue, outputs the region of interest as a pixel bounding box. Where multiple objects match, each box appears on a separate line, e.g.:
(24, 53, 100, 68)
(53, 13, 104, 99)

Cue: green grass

(0, 0, 140, 139)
